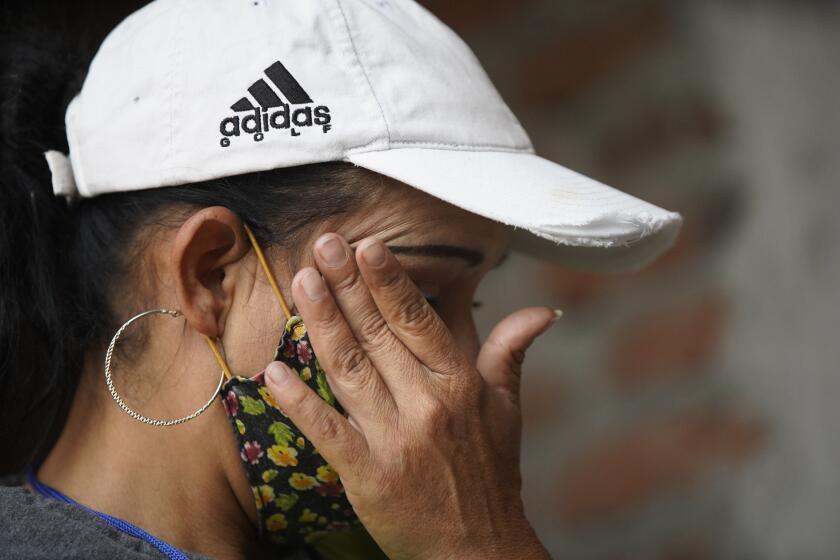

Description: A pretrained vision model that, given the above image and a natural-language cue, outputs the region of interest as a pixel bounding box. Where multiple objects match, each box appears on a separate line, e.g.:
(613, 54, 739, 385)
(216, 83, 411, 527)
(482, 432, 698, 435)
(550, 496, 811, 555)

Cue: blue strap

(25, 470, 190, 560)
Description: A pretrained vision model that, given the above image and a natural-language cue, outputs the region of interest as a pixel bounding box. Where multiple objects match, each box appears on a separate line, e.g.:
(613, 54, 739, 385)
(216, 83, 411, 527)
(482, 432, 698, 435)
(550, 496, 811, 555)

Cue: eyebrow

(388, 244, 509, 269)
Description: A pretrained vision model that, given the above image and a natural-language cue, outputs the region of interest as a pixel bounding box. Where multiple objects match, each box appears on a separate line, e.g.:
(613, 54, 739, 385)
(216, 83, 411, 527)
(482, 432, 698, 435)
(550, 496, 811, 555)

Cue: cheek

(438, 290, 481, 364)
(223, 296, 287, 377)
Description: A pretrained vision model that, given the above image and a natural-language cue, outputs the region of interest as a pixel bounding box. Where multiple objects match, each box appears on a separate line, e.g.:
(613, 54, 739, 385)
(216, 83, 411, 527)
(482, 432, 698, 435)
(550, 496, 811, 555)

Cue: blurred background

(458, 2, 840, 559)
(6, 1, 840, 558)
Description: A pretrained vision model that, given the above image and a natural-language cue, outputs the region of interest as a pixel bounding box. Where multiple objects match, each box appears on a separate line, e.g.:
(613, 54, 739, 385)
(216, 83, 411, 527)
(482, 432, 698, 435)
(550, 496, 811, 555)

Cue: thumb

(476, 307, 561, 397)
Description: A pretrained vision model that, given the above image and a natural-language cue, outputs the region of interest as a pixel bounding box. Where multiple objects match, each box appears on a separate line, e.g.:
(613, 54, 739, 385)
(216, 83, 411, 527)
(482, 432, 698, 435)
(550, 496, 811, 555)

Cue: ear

(170, 206, 251, 339)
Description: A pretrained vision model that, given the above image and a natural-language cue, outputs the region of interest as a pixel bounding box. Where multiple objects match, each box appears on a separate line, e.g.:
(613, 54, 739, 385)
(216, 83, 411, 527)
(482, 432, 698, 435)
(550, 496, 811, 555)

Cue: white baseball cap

(45, 0, 682, 271)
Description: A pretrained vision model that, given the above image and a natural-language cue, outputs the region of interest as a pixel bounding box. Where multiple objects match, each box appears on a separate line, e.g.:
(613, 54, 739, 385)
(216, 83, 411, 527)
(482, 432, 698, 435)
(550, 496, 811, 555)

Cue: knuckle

(332, 343, 369, 379)
(376, 265, 404, 291)
(505, 349, 527, 377)
(332, 349, 379, 397)
(511, 349, 527, 369)
(313, 301, 343, 330)
(415, 395, 450, 432)
(439, 352, 465, 376)
(283, 382, 314, 415)
(332, 265, 362, 293)
(356, 309, 390, 346)
(489, 336, 525, 373)
(317, 409, 346, 445)
(422, 345, 466, 377)
(396, 295, 436, 333)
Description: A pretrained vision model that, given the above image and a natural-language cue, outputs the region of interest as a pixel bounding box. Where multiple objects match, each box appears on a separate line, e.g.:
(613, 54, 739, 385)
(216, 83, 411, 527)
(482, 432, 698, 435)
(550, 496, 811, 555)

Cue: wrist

(448, 519, 551, 560)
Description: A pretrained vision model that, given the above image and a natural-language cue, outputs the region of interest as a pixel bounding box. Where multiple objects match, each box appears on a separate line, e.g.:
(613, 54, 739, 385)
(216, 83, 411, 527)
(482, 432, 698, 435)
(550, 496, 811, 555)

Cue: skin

(36, 178, 555, 560)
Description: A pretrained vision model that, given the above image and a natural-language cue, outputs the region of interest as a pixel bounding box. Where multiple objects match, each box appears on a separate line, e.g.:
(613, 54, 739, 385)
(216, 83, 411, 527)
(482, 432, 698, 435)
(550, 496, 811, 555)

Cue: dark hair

(0, 28, 380, 475)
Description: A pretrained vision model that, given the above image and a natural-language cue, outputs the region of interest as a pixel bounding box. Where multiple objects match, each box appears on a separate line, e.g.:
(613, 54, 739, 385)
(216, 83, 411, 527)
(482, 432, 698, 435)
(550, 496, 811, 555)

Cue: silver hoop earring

(104, 308, 226, 427)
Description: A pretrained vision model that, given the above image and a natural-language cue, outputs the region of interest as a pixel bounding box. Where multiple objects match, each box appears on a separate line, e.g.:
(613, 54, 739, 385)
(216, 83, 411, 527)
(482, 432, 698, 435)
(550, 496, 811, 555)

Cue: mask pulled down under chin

(220, 315, 361, 547)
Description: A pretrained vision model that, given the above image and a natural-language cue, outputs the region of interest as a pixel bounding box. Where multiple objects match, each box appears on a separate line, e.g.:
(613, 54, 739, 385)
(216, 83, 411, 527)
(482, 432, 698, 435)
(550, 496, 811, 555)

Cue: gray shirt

(0, 485, 316, 559)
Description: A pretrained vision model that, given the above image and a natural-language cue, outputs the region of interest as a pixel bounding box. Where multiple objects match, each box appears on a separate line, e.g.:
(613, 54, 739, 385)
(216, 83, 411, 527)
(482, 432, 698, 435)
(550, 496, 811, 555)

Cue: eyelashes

(423, 294, 483, 310)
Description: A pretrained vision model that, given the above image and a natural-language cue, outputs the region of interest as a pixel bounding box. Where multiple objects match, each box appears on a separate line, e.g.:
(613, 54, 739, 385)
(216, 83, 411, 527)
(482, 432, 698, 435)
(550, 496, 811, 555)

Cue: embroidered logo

(219, 60, 332, 147)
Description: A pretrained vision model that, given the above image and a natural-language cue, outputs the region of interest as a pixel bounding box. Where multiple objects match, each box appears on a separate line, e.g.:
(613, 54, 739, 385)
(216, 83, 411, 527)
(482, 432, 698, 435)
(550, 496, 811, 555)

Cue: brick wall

(427, 0, 840, 558)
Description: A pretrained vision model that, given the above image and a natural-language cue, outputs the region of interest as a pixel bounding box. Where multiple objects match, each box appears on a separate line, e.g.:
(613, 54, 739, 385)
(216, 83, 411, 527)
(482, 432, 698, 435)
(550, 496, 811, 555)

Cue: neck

(36, 361, 268, 560)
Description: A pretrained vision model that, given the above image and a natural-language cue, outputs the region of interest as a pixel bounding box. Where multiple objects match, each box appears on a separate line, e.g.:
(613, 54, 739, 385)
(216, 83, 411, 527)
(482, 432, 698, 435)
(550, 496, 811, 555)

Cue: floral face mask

(208, 225, 363, 550)
(220, 316, 359, 547)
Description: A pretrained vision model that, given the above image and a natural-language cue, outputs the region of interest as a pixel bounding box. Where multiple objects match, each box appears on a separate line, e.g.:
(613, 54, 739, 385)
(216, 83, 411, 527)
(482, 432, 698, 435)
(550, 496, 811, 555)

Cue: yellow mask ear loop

(204, 335, 234, 381)
(202, 222, 294, 381)
(242, 223, 293, 320)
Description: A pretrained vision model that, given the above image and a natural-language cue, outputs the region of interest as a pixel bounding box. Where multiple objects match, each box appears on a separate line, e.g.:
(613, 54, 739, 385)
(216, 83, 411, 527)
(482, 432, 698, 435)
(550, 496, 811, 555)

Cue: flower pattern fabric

(220, 316, 360, 546)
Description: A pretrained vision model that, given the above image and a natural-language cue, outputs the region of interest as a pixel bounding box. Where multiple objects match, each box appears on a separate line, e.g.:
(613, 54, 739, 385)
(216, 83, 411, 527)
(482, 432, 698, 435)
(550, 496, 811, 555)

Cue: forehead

(335, 176, 510, 258)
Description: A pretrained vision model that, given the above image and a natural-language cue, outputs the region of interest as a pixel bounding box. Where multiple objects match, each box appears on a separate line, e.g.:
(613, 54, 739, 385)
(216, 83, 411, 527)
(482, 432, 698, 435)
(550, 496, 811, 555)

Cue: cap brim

(346, 148, 682, 271)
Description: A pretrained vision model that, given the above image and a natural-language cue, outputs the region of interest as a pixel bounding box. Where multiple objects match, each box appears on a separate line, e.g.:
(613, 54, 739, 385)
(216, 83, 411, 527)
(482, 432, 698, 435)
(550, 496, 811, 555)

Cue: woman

(0, 1, 681, 559)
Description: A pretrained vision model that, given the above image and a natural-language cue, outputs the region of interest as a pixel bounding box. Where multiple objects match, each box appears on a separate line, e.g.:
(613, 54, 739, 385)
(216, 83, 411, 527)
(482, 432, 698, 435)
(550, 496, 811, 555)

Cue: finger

(264, 360, 366, 474)
(291, 266, 397, 427)
(356, 238, 468, 376)
(312, 233, 427, 397)
(476, 307, 560, 399)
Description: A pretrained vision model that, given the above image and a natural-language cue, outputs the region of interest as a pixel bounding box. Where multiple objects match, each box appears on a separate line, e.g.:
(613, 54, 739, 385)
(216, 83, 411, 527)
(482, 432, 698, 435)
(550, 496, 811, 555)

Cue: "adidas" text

(219, 105, 332, 146)
(218, 59, 333, 147)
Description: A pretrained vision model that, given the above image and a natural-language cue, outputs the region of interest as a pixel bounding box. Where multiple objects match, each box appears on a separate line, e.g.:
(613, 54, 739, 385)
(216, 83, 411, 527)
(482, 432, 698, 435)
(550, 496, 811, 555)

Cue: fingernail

(317, 236, 348, 268)
(301, 268, 327, 300)
(362, 240, 387, 268)
(266, 361, 291, 386)
(551, 309, 564, 322)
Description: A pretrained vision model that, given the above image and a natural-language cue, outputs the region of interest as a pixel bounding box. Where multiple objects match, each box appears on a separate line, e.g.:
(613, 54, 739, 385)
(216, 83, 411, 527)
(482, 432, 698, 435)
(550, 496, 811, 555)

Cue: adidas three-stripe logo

(219, 60, 332, 148)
